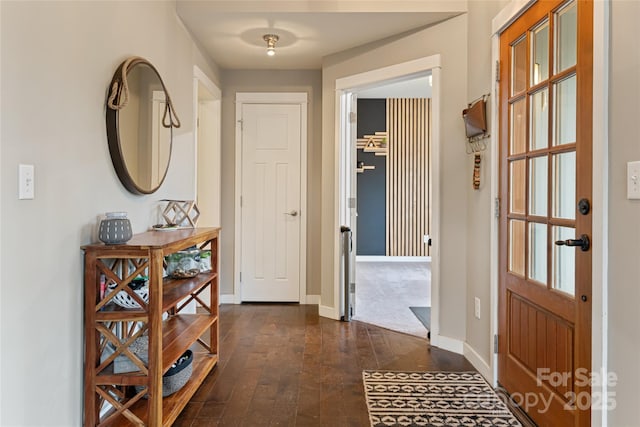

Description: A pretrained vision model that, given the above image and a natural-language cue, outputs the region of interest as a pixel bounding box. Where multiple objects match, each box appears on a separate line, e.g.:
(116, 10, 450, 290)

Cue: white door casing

(332, 57, 443, 349)
(192, 67, 221, 310)
(336, 92, 359, 318)
(235, 93, 308, 303)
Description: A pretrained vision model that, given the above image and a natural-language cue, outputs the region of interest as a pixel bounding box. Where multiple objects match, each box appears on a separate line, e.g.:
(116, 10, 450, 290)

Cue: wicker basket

(135, 350, 193, 397)
(106, 282, 149, 309)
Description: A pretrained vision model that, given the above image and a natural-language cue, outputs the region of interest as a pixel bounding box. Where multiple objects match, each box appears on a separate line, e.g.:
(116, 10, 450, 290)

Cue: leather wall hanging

(463, 94, 490, 190)
(462, 94, 490, 154)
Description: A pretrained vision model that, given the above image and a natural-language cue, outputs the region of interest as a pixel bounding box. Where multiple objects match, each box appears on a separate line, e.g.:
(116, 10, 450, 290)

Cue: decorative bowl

(99, 212, 132, 244)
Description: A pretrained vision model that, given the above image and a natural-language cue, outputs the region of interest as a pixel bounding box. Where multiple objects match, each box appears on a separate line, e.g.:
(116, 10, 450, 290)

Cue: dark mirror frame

(106, 57, 173, 195)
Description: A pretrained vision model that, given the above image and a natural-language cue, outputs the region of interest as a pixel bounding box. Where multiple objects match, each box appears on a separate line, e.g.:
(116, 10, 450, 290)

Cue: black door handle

(555, 234, 590, 252)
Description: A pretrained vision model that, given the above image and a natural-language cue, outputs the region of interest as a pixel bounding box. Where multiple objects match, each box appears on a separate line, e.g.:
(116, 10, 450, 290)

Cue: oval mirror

(106, 57, 180, 194)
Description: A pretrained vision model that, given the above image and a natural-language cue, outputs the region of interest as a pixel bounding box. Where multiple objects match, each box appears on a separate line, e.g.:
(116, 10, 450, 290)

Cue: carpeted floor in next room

(353, 261, 431, 338)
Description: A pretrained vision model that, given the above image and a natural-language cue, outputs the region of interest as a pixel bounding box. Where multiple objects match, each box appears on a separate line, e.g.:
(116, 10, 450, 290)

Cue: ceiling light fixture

(263, 34, 279, 56)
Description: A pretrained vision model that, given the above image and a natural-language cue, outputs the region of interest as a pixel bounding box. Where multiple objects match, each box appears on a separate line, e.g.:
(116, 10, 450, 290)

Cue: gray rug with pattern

(363, 371, 522, 427)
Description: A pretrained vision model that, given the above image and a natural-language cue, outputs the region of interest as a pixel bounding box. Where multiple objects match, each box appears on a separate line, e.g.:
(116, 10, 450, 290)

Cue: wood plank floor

(174, 303, 475, 427)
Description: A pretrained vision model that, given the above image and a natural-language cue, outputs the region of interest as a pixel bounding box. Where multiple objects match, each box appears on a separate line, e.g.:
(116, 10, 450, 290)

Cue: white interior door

(150, 90, 169, 188)
(347, 93, 358, 317)
(240, 103, 302, 301)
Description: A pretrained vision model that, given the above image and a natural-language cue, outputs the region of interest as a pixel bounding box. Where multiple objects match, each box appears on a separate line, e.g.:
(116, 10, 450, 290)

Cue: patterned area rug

(363, 371, 522, 427)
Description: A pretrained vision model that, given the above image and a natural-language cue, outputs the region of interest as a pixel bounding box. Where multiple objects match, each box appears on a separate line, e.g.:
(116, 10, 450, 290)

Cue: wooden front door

(498, 1, 592, 426)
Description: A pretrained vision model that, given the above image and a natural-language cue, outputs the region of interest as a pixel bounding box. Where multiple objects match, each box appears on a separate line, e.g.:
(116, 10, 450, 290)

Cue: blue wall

(356, 99, 386, 255)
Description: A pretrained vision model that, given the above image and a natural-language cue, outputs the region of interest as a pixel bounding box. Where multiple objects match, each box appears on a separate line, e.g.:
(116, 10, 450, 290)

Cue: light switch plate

(18, 164, 34, 200)
(628, 161, 640, 200)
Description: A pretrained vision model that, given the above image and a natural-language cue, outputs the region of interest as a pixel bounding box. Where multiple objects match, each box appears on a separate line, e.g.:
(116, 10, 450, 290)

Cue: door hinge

(239, 272, 242, 282)
(349, 112, 357, 123)
(237, 119, 243, 131)
(494, 334, 499, 353)
(240, 196, 243, 207)
(197, 117, 200, 128)
(494, 197, 500, 218)
(495, 61, 500, 83)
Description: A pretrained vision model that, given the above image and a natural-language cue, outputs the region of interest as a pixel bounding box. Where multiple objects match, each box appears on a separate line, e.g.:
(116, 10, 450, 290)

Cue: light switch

(18, 164, 34, 200)
(628, 161, 640, 200)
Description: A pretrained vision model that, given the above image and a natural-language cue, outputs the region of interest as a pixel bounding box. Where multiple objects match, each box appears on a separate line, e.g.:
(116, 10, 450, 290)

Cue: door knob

(285, 210, 298, 217)
(555, 234, 590, 252)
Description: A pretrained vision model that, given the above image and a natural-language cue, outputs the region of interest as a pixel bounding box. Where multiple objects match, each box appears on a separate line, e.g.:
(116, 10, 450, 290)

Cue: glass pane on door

(556, 2, 577, 72)
(511, 99, 526, 155)
(529, 156, 548, 216)
(554, 75, 576, 146)
(552, 226, 576, 296)
(509, 220, 525, 276)
(529, 222, 547, 284)
(552, 151, 576, 219)
(530, 89, 549, 151)
(532, 21, 550, 85)
(510, 159, 526, 214)
(512, 37, 527, 95)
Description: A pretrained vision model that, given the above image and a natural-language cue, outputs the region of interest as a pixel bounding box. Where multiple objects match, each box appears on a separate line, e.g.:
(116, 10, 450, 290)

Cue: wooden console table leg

(147, 249, 164, 426)
(84, 252, 99, 425)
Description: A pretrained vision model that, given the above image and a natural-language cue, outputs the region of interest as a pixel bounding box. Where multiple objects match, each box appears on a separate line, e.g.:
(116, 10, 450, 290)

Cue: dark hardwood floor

(175, 303, 475, 427)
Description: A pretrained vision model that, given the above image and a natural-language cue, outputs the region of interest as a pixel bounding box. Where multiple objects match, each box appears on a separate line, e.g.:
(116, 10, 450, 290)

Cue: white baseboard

(305, 294, 320, 305)
(356, 256, 431, 262)
(431, 334, 464, 354)
(319, 304, 340, 320)
(219, 294, 235, 304)
(463, 342, 492, 382)
(220, 294, 320, 305)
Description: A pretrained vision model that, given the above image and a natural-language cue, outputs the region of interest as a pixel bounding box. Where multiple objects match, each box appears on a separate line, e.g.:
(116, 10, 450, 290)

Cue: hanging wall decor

(473, 154, 482, 190)
(462, 94, 490, 190)
(462, 94, 490, 154)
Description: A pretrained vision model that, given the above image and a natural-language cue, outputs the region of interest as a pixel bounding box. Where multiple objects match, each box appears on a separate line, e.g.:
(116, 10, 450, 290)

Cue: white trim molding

(219, 295, 236, 304)
(464, 342, 492, 382)
(356, 256, 431, 262)
(335, 56, 441, 91)
(431, 334, 464, 355)
(591, 2, 610, 426)
(491, 0, 536, 34)
(305, 295, 320, 305)
(489, 31, 500, 388)
(319, 304, 340, 320)
(193, 66, 221, 99)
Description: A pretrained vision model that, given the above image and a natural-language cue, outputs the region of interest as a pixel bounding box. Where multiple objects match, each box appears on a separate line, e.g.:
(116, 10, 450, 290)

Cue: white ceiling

(176, 1, 466, 70)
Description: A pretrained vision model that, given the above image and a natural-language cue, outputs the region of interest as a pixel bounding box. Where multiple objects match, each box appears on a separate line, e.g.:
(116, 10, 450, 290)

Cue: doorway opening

(353, 89, 432, 338)
(194, 67, 221, 228)
(335, 55, 442, 343)
(193, 66, 221, 311)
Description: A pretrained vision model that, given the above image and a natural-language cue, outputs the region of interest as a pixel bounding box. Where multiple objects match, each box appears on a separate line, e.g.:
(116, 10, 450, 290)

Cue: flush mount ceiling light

(263, 34, 279, 56)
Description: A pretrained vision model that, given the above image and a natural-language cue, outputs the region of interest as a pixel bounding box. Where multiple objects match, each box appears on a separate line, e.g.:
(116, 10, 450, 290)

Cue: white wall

(0, 1, 219, 425)
(321, 15, 470, 341)
(608, 0, 640, 423)
(465, 0, 509, 369)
